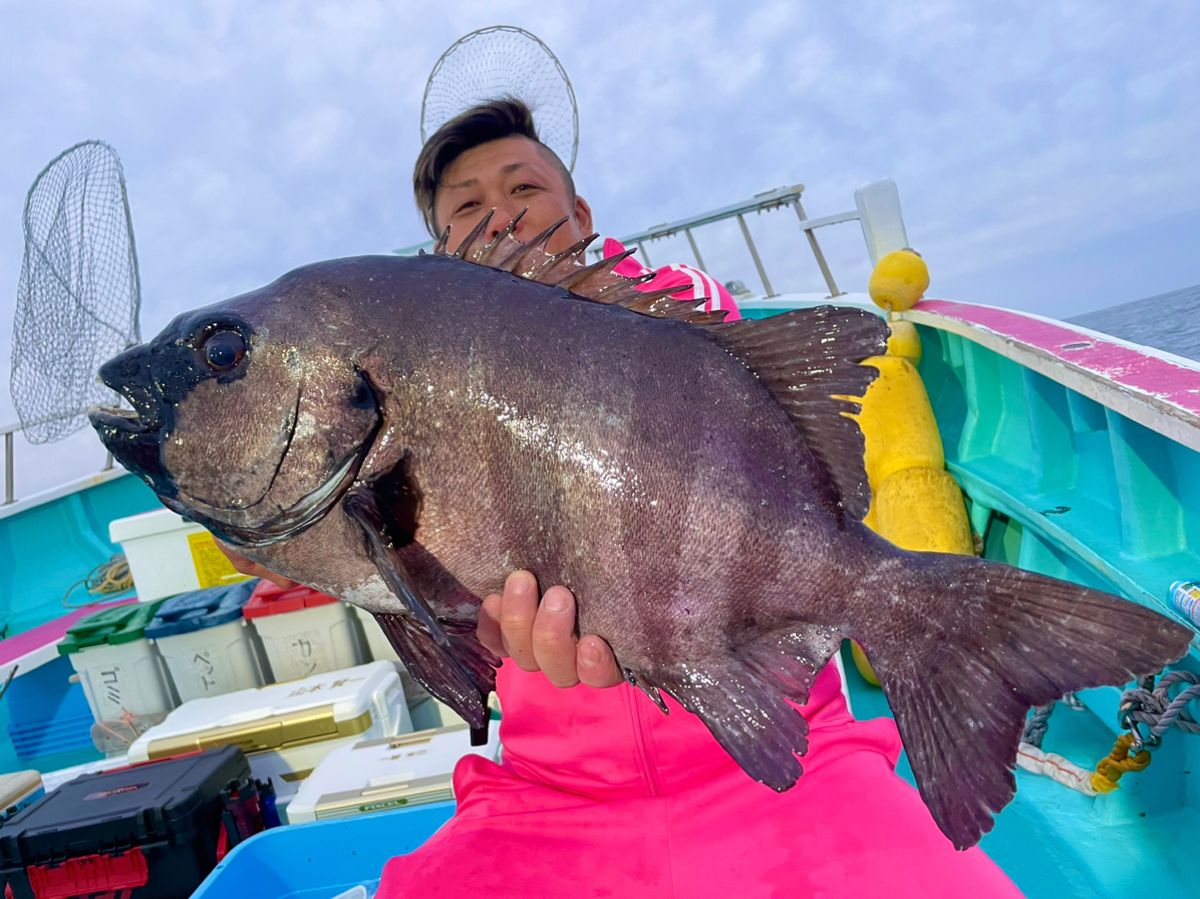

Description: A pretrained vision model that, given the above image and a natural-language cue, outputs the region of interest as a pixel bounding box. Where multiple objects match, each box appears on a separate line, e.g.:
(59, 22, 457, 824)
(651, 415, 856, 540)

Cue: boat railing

(394, 179, 912, 298)
(1, 412, 112, 506)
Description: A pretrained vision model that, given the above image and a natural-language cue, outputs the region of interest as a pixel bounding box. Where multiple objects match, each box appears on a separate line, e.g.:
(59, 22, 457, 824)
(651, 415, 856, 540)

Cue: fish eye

(201, 329, 247, 372)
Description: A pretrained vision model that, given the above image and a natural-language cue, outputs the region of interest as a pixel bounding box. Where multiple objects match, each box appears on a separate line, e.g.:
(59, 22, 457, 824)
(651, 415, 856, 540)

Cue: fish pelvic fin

(372, 611, 497, 743)
(866, 554, 1192, 850)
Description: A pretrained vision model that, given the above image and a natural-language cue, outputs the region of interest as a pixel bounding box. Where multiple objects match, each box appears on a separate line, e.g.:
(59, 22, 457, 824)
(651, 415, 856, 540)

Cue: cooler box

(0, 772, 43, 823)
(286, 723, 502, 824)
(57, 600, 176, 752)
(243, 581, 364, 682)
(109, 508, 250, 603)
(0, 746, 267, 899)
(145, 582, 265, 703)
(126, 662, 411, 806)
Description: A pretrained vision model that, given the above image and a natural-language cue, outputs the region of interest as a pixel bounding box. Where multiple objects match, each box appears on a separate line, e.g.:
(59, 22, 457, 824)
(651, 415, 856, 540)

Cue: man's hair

(413, 97, 576, 238)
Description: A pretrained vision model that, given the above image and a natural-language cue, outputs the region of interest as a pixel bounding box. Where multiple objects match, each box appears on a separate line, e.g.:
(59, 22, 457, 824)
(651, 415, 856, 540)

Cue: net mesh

(421, 26, 579, 171)
(10, 140, 141, 443)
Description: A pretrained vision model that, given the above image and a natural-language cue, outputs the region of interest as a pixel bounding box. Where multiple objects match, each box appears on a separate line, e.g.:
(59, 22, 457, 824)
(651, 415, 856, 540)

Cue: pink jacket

(602, 238, 743, 321)
(378, 661, 1021, 897)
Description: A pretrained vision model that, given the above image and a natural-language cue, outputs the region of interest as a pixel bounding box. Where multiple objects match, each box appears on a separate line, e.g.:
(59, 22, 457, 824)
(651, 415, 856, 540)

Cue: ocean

(1069, 283, 1200, 363)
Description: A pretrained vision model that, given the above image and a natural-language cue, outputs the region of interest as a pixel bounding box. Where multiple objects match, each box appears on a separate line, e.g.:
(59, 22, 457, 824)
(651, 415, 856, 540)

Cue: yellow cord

(1090, 733, 1151, 794)
(62, 554, 134, 608)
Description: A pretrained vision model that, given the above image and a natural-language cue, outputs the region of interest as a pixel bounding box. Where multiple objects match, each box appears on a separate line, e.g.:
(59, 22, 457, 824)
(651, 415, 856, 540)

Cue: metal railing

(1, 411, 113, 506)
(593, 179, 910, 299)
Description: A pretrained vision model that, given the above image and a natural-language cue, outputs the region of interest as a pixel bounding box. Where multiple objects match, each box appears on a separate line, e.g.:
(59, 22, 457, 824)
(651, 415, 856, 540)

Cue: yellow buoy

(869, 249, 929, 313)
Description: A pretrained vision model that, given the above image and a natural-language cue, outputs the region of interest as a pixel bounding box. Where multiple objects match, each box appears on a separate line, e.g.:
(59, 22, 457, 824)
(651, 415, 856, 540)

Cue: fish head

(89, 281, 381, 548)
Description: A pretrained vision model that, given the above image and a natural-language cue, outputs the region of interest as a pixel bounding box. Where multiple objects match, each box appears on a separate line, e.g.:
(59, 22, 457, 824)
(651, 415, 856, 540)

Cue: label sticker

(188, 531, 251, 589)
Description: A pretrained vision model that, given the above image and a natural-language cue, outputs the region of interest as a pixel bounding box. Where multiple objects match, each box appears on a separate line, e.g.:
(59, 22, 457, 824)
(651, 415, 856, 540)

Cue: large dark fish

(89, 215, 1190, 848)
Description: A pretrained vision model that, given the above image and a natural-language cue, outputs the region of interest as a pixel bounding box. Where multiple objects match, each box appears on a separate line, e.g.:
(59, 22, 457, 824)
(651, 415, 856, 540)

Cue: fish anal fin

(651, 654, 812, 791)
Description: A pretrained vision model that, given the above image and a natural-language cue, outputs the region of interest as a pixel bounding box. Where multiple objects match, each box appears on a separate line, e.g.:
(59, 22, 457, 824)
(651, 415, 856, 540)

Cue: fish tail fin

(867, 554, 1191, 848)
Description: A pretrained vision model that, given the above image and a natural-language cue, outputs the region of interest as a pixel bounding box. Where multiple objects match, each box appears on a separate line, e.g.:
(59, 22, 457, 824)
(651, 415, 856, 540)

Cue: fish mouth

(88, 403, 177, 497)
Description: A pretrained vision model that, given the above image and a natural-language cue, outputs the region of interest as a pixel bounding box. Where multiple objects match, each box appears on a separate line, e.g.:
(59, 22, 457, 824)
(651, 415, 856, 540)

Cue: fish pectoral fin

(343, 485, 498, 733)
(342, 485, 449, 646)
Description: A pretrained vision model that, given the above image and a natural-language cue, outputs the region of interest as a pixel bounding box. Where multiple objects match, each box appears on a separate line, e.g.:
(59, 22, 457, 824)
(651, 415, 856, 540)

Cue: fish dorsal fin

(434, 209, 726, 326)
(437, 212, 887, 516)
(708, 307, 888, 519)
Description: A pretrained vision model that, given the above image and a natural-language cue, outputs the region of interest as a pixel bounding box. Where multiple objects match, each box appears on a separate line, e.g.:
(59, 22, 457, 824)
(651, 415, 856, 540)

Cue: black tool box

(0, 746, 276, 899)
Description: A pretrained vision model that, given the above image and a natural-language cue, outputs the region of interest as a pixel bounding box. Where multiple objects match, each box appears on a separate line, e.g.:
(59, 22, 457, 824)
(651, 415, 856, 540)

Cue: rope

(1017, 742, 1098, 796)
(1091, 733, 1151, 794)
(62, 553, 133, 608)
(1022, 704, 1055, 748)
(1120, 671, 1200, 747)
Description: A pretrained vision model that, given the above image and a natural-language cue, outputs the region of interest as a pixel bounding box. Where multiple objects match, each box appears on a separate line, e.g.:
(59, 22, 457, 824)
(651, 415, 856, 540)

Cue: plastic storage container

(242, 581, 364, 682)
(286, 723, 502, 824)
(56, 599, 176, 752)
(0, 772, 43, 823)
(193, 802, 455, 899)
(109, 507, 251, 602)
(0, 746, 269, 899)
(145, 582, 265, 702)
(126, 661, 411, 807)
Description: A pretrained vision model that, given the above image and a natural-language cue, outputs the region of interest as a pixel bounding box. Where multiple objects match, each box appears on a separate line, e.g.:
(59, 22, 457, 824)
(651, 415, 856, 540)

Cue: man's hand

(214, 538, 299, 590)
(477, 570, 623, 688)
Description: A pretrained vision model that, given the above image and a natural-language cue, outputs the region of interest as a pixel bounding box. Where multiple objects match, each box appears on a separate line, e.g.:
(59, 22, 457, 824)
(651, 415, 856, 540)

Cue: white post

(854, 179, 909, 266)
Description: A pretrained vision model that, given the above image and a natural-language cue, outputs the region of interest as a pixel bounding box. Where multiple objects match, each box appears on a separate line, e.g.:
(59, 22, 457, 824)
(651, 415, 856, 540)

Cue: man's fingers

(499, 570, 540, 671)
(532, 586, 580, 687)
(577, 635, 624, 688)
(477, 593, 505, 657)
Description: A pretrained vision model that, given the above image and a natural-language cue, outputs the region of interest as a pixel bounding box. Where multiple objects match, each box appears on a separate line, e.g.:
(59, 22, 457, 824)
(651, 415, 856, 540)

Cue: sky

(1, 0, 1198, 499)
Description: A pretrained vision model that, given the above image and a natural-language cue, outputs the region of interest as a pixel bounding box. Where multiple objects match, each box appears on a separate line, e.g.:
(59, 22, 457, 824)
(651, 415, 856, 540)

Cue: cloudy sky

(1, 0, 1198, 498)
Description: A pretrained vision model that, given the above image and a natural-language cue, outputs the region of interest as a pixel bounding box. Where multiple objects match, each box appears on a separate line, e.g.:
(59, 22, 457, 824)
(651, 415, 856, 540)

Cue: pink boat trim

(911, 299, 1200, 418)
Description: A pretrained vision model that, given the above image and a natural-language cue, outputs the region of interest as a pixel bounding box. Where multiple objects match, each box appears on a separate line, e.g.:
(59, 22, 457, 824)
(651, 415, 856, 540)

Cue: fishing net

(10, 140, 141, 443)
(421, 25, 579, 171)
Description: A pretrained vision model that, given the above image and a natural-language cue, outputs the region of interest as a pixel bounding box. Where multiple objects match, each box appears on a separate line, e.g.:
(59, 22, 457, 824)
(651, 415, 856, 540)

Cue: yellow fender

(849, 255, 974, 686)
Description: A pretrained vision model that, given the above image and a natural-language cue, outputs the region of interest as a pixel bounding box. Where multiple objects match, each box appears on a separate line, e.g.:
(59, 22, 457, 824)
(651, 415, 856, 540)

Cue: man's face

(433, 135, 593, 255)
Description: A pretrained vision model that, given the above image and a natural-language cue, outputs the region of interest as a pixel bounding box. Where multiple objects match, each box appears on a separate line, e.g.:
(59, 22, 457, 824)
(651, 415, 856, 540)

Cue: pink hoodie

(377, 660, 1021, 897)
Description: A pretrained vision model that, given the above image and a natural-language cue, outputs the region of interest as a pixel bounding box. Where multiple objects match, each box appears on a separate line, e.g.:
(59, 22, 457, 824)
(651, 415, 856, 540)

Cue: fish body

(90, 226, 1191, 848)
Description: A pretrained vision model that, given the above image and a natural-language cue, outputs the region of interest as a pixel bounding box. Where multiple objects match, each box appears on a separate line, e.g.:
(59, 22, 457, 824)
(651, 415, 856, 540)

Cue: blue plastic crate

(193, 802, 455, 898)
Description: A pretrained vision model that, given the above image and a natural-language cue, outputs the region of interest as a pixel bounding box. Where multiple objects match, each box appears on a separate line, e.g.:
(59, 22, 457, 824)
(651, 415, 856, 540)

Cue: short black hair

(413, 97, 576, 238)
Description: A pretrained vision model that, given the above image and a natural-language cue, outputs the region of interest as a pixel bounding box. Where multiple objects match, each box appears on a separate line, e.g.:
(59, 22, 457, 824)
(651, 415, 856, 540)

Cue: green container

(58, 599, 168, 655)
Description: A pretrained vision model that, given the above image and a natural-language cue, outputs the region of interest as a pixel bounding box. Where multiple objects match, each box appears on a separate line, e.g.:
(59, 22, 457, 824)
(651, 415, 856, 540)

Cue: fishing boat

(1, 179, 1196, 899)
